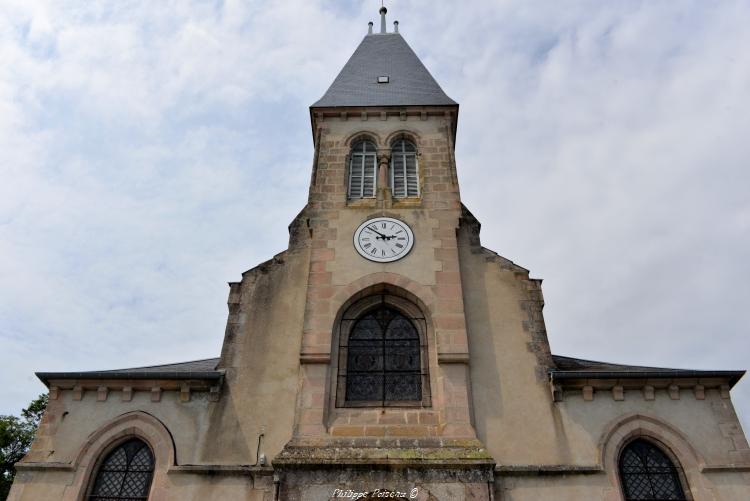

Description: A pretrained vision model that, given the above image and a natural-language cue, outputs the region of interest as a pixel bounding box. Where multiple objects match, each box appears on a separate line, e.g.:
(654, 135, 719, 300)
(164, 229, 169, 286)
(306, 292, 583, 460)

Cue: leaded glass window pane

(349, 140, 377, 198)
(619, 439, 686, 500)
(341, 306, 424, 405)
(390, 140, 419, 198)
(89, 439, 154, 500)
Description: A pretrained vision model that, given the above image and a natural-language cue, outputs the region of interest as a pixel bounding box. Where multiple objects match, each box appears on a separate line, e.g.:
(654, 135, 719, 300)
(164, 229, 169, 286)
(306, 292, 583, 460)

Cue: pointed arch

(328, 282, 434, 410)
(600, 414, 700, 501)
(62, 412, 175, 501)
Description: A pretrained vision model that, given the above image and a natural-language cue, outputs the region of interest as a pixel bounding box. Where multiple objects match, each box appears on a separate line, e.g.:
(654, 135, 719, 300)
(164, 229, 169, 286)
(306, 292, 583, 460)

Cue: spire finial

(393, 20, 399, 33)
(379, 4, 387, 34)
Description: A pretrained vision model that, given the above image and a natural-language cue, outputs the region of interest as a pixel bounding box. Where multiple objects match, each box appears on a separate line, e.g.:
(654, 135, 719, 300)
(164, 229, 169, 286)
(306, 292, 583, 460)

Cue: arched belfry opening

(332, 284, 432, 409)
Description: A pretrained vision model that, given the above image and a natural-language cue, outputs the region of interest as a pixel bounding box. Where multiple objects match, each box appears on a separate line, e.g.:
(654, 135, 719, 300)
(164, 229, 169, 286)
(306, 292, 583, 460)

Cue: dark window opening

(338, 305, 428, 407)
(619, 439, 687, 501)
(88, 439, 154, 500)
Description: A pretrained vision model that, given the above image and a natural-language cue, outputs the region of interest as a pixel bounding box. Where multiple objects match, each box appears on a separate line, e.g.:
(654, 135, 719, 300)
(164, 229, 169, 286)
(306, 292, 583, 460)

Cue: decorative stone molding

(96, 386, 108, 402)
(550, 376, 736, 405)
(343, 130, 382, 148)
(643, 385, 655, 401)
(43, 378, 222, 403)
(694, 385, 705, 400)
(180, 384, 190, 403)
(612, 386, 624, 401)
(583, 385, 594, 401)
(551, 383, 563, 402)
(300, 352, 331, 364)
(209, 385, 221, 402)
(151, 386, 162, 402)
(122, 386, 133, 402)
(438, 352, 470, 364)
(721, 384, 730, 399)
(669, 385, 680, 400)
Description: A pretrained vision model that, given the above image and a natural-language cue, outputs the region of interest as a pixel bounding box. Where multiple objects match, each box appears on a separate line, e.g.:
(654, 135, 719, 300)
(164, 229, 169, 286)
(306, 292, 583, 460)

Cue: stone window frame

(331, 289, 433, 410)
(600, 414, 698, 501)
(341, 129, 424, 206)
(62, 412, 174, 501)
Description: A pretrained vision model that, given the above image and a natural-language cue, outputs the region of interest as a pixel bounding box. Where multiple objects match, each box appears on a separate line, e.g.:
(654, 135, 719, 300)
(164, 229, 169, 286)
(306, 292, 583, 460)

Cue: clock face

(353, 217, 414, 263)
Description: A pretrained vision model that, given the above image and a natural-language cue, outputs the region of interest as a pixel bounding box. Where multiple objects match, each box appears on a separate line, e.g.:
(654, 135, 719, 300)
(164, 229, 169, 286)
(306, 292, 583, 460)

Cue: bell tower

(272, 6, 497, 498)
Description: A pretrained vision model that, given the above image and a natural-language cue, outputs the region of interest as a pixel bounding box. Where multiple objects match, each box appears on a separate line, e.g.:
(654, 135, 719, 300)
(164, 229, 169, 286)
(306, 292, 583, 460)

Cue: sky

(0, 0, 748, 433)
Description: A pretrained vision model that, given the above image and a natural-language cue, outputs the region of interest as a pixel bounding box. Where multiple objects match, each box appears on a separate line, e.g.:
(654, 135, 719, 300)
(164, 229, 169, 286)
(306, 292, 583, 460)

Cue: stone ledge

(275, 439, 494, 469)
(168, 465, 274, 476)
(495, 464, 602, 476)
(437, 352, 470, 364)
(300, 352, 331, 364)
(700, 463, 750, 473)
(14, 462, 75, 472)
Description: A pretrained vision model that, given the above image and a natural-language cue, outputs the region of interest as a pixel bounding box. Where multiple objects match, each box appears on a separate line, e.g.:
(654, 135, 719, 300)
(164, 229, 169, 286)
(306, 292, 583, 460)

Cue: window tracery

(337, 298, 429, 407)
(619, 439, 687, 500)
(88, 438, 154, 500)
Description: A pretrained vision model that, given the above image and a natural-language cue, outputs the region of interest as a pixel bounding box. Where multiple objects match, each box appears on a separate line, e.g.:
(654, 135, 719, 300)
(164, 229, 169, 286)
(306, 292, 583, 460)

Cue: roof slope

(311, 33, 456, 108)
(551, 355, 744, 386)
(36, 358, 222, 386)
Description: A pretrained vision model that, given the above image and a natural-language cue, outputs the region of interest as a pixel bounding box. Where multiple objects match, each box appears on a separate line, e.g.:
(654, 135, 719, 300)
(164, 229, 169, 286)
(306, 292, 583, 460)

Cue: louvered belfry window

(88, 439, 154, 500)
(619, 439, 687, 501)
(348, 140, 377, 198)
(390, 139, 418, 198)
(339, 306, 428, 406)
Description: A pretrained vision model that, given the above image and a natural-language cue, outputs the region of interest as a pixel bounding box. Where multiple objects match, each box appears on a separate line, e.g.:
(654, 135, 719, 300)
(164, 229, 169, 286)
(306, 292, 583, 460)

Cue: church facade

(9, 8, 750, 501)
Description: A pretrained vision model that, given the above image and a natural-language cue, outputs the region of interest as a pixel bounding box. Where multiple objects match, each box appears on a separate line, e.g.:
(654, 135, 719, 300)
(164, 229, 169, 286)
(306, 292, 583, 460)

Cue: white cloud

(0, 0, 749, 437)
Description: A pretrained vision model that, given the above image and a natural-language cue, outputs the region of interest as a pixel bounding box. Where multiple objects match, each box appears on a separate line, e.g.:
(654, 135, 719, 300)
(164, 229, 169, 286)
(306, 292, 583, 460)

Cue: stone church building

(9, 8, 750, 501)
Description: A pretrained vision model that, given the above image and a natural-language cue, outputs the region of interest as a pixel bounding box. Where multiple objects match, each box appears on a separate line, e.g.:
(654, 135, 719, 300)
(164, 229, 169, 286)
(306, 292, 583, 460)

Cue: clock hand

(367, 226, 388, 239)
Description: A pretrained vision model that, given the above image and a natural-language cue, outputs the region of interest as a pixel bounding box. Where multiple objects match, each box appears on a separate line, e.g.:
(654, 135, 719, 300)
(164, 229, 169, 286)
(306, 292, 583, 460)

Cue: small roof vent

(377, 76, 390, 84)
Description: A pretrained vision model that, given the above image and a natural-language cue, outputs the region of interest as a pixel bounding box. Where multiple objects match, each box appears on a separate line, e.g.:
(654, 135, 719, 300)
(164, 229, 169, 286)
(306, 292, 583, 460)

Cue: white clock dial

(353, 217, 414, 263)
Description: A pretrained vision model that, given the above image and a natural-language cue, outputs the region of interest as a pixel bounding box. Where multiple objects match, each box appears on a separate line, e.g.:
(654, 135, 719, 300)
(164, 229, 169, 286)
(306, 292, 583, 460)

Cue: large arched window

(390, 139, 418, 198)
(348, 140, 378, 198)
(337, 300, 429, 407)
(88, 438, 154, 500)
(619, 439, 687, 500)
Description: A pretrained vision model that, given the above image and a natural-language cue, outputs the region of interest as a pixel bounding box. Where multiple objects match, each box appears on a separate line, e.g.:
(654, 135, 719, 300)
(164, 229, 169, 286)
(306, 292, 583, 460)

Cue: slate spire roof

(311, 9, 456, 108)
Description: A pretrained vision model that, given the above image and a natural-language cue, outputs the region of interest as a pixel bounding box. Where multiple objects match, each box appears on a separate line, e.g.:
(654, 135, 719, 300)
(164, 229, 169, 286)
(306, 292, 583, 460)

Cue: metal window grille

(348, 140, 377, 198)
(88, 439, 154, 500)
(619, 439, 687, 501)
(390, 140, 418, 198)
(339, 306, 427, 406)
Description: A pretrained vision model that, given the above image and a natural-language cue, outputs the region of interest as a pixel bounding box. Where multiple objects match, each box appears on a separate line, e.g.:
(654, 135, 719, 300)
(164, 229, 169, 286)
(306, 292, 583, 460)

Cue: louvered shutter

(390, 140, 418, 198)
(348, 141, 377, 198)
(392, 151, 406, 197)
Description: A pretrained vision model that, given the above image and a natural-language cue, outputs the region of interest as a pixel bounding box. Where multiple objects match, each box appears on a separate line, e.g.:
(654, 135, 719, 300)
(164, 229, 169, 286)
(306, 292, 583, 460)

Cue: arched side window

(390, 139, 418, 198)
(337, 300, 429, 407)
(88, 438, 154, 500)
(348, 140, 378, 198)
(619, 439, 687, 501)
